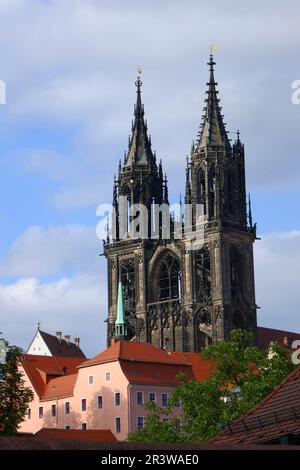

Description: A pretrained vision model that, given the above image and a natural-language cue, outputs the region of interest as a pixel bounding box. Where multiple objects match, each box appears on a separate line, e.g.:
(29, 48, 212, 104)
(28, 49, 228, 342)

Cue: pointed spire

(124, 72, 155, 167)
(185, 156, 191, 204)
(196, 54, 231, 152)
(115, 272, 127, 340)
(163, 173, 169, 204)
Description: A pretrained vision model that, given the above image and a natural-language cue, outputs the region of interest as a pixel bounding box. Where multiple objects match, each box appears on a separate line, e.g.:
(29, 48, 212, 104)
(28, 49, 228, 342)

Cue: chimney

(74, 337, 80, 348)
(56, 331, 62, 342)
(64, 335, 70, 346)
(283, 335, 288, 347)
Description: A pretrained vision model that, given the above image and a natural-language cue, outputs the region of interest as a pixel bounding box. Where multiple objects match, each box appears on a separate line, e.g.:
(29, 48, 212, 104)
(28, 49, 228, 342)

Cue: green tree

(0, 342, 34, 435)
(128, 329, 295, 443)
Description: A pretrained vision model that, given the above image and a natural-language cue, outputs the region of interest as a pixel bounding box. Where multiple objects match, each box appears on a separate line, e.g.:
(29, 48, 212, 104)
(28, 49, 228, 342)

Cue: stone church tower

(104, 55, 257, 351)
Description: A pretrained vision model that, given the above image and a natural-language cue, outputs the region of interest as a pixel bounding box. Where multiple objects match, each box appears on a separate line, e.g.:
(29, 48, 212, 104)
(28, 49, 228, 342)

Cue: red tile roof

(120, 361, 194, 386)
(79, 340, 189, 368)
(21, 354, 85, 397)
(41, 374, 78, 401)
(34, 428, 116, 442)
(257, 326, 300, 350)
(169, 352, 215, 381)
(213, 364, 300, 444)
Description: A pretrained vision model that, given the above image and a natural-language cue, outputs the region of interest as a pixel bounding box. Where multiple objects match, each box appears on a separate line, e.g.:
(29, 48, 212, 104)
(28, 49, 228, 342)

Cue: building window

(161, 393, 168, 407)
(81, 399, 87, 412)
(136, 416, 144, 430)
(194, 247, 211, 299)
(121, 258, 136, 312)
(97, 395, 103, 409)
(162, 417, 169, 423)
(65, 425, 70, 430)
(136, 391, 144, 405)
(27, 408, 31, 420)
(174, 399, 181, 408)
(51, 404, 56, 418)
(81, 423, 87, 430)
(115, 417, 121, 434)
(65, 402, 70, 415)
(38, 407, 43, 419)
(105, 371, 111, 382)
(115, 392, 121, 406)
(149, 392, 156, 403)
(88, 375, 94, 385)
(158, 253, 181, 300)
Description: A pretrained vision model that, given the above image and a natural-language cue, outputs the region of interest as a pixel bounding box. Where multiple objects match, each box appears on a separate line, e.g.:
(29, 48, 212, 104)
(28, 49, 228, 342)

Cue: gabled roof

(34, 428, 116, 442)
(33, 330, 86, 358)
(79, 340, 189, 368)
(41, 374, 78, 401)
(257, 326, 300, 350)
(21, 354, 85, 397)
(213, 365, 300, 444)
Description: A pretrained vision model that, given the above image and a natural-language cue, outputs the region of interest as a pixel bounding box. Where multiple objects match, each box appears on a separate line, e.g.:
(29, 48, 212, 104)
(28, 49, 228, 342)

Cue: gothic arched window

(121, 259, 136, 311)
(158, 254, 181, 301)
(194, 247, 211, 299)
(198, 169, 206, 216)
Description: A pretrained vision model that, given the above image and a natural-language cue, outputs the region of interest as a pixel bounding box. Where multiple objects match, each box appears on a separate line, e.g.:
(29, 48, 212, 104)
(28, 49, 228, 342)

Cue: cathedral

(104, 55, 258, 352)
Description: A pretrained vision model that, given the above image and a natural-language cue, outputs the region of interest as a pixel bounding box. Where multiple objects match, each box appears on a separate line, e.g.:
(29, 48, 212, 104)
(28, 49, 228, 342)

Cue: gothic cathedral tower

(104, 56, 257, 351)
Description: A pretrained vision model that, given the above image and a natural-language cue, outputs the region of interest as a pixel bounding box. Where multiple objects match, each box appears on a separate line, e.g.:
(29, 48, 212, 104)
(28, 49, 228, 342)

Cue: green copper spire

(115, 274, 127, 340)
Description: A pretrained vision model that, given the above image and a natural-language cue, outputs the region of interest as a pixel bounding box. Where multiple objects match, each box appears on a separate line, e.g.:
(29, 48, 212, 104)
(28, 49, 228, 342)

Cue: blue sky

(0, 0, 300, 357)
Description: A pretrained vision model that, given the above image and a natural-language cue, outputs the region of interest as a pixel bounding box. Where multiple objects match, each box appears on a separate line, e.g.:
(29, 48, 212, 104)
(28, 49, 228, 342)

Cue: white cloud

(0, 0, 299, 208)
(0, 274, 106, 357)
(255, 230, 300, 333)
(0, 223, 107, 356)
(0, 224, 100, 277)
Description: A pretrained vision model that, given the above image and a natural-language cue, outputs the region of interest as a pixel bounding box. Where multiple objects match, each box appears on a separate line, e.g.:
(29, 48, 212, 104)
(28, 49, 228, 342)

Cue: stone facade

(104, 56, 257, 352)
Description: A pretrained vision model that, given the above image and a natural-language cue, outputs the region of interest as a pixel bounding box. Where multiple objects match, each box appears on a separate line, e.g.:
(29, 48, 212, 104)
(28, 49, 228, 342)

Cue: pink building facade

(19, 340, 194, 440)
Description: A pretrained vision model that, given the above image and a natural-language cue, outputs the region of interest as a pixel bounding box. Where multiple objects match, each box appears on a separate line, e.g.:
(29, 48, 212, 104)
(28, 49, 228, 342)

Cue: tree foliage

(128, 329, 295, 443)
(0, 342, 34, 435)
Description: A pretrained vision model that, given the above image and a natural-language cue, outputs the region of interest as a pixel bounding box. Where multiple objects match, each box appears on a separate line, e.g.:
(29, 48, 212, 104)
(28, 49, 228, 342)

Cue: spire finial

(135, 67, 142, 93)
(195, 48, 231, 152)
(236, 129, 240, 142)
(36, 320, 41, 331)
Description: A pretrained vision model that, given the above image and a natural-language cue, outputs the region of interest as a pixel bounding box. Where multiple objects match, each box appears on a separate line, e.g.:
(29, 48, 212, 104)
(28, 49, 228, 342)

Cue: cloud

(0, 274, 106, 358)
(0, 0, 299, 211)
(255, 231, 300, 333)
(0, 224, 100, 277)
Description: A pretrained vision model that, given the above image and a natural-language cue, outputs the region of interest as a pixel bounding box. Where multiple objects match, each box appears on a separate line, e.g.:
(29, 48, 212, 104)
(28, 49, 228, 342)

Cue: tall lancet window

(158, 254, 181, 301)
(121, 259, 136, 311)
(194, 247, 211, 299)
(208, 169, 216, 218)
(198, 170, 206, 216)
